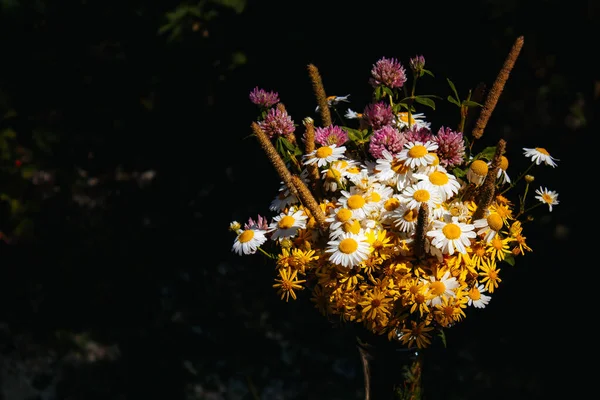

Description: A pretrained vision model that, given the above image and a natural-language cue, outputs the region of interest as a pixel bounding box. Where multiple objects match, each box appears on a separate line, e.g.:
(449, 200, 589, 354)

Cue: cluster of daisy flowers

(230, 53, 559, 349)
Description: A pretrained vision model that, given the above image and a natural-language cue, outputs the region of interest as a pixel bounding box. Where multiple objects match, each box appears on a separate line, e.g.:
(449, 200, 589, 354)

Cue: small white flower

(325, 232, 370, 268)
(535, 187, 559, 212)
(303, 144, 347, 168)
(316, 94, 351, 111)
(399, 180, 443, 211)
(232, 228, 268, 255)
(467, 284, 492, 309)
(398, 141, 439, 169)
(523, 147, 558, 167)
(268, 208, 308, 241)
(426, 216, 476, 255)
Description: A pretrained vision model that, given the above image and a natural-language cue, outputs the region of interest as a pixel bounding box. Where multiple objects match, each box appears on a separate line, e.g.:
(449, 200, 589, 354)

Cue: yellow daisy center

(499, 156, 509, 171)
(325, 169, 340, 180)
(391, 159, 410, 174)
(469, 287, 481, 300)
(347, 194, 365, 210)
(278, 215, 295, 229)
(368, 192, 381, 203)
(487, 213, 503, 231)
(403, 209, 418, 222)
(542, 193, 553, 203)
(429, 171, 449, 186)
(398, 112, 416, 124)
(316, 146, 333, 159)
(336, 208, 352, 222)
(470, 160, 488, 175)
(442, 223, 462, 240)
(384, 197, 400, 211)
(535, 147, 549, 155)
(408, 145, 427, 158)
(343, 220, 361, 234)
(339, 238, 358, 254)
(429, 153, 440, 166)
(413, 189, 430, 202)
(430, 281, 446, 296)
(239, 230, 254, 243)
(347, 166, 360, 174)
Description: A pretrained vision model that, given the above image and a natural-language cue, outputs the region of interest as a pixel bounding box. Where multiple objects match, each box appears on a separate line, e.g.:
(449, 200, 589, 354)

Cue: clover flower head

(258, 107, 295, 139)
(314, 125, 349, 147)
(363, 101, 394, 130)
(249, 86, 280, 108)
(369, 126, 406, 159)
(369, 57, 407, 89)
(433, 126, 466, 168)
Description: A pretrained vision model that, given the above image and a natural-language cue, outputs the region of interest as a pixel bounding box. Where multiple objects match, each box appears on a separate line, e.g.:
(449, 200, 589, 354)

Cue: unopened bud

(280, 238, 293, 249)
(525, 175, 535, 183)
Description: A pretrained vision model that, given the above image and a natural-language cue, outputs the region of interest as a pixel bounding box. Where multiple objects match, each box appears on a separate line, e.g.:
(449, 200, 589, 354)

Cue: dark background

(0, 0, 594, 399)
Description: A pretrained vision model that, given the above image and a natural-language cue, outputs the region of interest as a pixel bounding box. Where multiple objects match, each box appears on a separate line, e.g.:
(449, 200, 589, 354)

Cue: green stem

(499, 162, 536, 196)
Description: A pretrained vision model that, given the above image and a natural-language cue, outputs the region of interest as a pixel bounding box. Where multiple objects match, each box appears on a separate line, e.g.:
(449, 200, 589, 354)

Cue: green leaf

(382, 86, 394, 99)
(503, 253, 516, 266)
(211, 0, 247, 13)
(413, 96, 436, 110)
(20, 165, 36, 179)
(446, 78, 460, 101)
(423, 69, 434, 78)
(463, 100, 483, 107)
(475, 146, 497, 161)
(447, 96, 461, 106)
(374, 86, 382, 101)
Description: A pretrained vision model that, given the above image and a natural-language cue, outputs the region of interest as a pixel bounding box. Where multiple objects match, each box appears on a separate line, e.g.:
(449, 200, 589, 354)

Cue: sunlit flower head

(466, 159, 488, 185)
(398, 141, 439, 169)
(303, 144, 347, 168)
(363, 101, 394, 130)
(426, 216, 476, 255)
(268, 208, 308, 241)
(473, 212, 505, 243)
(423, 270, 459, 307)
(535, 187, 559, 212)
(395, 112, 430, 130)
(325, 232, 371, 268)
(232, 227, 268, 255)
(493, 155, 511, 184)
(523, 147, 558, 167)
(432, 126, 466, 168)
(413, 167, 461, 201)
(467, 284, 491, 309)
(399, 180, 443, 211)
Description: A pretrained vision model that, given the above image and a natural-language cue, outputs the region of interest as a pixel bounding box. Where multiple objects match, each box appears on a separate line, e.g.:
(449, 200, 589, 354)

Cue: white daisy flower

(374, 150, 415, 188)
(491, 155, 511, 185)
(423, 270, 459, 306)
(316, 94, 351, 111)
(399, 180, 443, 211)
(444, 200, 471, 222)
(391, 203, 419, 234)
(268, 208, 308, 241)
(473, 212, 504, 243)
(325, 231, 370, 268)
(535, 187, 559, 212)
(398, 141, 439, 169)
(426, 216, 476, 255)
(303, 144, 347, 168)
(269, 187, 299, 212)
(467, 284, 491, 309)
(413, 167, 461, 201)
(232, 228, 268, 255)
(395, 111, 431, 130)
(466, 159, 488, 186)
(325, 206, 355, 232)
(337, 187, 378, 220)
(523, 147, 558, 167)
(345, 108, 362, 119)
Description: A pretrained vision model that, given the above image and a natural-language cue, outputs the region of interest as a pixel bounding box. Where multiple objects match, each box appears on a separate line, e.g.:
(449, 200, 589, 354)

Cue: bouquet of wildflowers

(229, 36, 559, 349)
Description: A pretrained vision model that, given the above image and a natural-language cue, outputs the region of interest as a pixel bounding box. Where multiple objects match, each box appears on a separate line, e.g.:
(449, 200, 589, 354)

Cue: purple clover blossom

(432, 126, 466, 168)
(404, 126, 433, 143)
(369, 57, 407, 89)
(363, 101, 395, 130)
(245, 215, 269, 231)
(249, 87, 280, 108)
(258, 108, 295, 139)
(368, 126, 407, 159)
(409, 55, 426, 75)
(314, 125, 349, 147)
